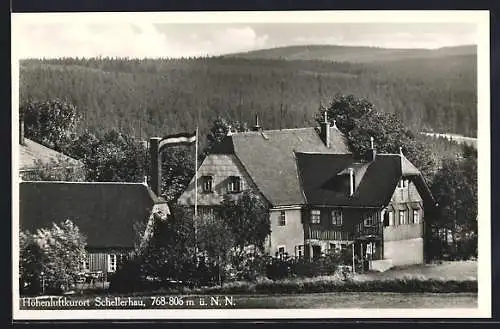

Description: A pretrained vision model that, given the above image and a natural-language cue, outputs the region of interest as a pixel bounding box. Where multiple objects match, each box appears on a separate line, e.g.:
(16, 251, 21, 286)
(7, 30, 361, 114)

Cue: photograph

(11, 10, 491, 320)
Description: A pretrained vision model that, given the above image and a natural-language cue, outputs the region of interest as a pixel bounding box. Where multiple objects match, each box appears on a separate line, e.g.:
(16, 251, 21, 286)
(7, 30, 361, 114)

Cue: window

(200, 207, 215, 219)
(364, 213, 374, 227)
(279, 211, 286, 226)
(310, 209, 321, 224)
(398, 178, 409, 189)
(413, 209, 420, 224)
(107, 254, 117, 273)
(227, 176, 241, 193)
(399, 210, 407, 225)
(388, 211, 395, 226)
(277, 246, 286, 260)
(296, 245, 304, 258)
(202, 175, 213, 193)
(331, 209, 343, 226)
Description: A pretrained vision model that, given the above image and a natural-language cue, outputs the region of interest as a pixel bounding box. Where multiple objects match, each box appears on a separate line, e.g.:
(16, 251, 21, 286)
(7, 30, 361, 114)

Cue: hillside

(225, 44, 477, 63)
(19, 48, 477, 146)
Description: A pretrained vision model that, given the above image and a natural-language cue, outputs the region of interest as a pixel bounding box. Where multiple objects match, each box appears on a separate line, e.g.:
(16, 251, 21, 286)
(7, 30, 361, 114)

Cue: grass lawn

(355, 260, 477, 282)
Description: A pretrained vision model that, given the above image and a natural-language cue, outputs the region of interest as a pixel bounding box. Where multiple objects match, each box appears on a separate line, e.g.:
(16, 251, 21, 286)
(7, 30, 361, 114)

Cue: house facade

(177, 117, 436, 269)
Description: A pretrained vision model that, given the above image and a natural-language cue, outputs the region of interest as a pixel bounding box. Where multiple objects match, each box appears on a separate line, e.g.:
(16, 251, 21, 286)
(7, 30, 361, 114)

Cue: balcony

(305, 228, 353, 241)
(355, 225, 382, 240)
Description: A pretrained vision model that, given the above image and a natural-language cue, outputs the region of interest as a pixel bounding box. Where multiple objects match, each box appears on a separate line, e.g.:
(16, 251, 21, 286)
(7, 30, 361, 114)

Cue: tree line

(20, 54, 477, 145)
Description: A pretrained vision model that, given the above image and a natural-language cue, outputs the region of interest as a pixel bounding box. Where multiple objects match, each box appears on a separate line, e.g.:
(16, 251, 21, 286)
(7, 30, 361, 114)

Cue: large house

(177, 115, 436, 269)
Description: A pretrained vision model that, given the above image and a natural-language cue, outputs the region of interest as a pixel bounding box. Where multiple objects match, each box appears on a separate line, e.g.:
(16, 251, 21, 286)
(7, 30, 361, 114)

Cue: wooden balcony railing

(355, 225, 382, 238)
(305, 228, 353, 241)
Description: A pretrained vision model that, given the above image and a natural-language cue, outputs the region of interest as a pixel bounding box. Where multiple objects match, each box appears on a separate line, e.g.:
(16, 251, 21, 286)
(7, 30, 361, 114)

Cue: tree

(217, 190, 270, 254)
(21, 99, 79, 152)
(160, 146, 195, 203)
(319, 94, 439, 182)
(139, 205, 197, 284)
(430, 156, 477, 260)
(203, 116, 248, 156)
(20, 220, 87, 295)
(67, 129, 147, 182)
(196, 215, 235, 285)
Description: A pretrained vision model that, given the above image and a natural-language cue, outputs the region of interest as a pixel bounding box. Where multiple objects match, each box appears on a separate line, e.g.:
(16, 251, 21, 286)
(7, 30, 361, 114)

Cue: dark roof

(20, 138, 83, 170)
(296, 152, 435, 208)
(19, 182, 168, 249)
(211, 127, 349, 206)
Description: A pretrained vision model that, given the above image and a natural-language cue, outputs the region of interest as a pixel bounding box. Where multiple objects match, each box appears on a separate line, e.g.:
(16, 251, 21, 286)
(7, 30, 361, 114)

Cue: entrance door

(312, 245, 322, 259)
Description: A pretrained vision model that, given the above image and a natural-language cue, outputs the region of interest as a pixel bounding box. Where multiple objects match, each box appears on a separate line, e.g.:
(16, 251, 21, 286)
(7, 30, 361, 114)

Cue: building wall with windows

(267, 208, 304, 258)
(177, 154, 260, 208)
(383, 177, 425, 266)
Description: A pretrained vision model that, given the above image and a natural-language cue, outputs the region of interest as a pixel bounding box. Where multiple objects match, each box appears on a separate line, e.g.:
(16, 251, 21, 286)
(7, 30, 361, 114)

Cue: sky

(12, 14, 478, 59)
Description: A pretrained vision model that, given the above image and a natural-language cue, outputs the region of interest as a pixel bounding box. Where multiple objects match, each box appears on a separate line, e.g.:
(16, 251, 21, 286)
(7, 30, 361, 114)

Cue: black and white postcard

(11, 10, 491, 320)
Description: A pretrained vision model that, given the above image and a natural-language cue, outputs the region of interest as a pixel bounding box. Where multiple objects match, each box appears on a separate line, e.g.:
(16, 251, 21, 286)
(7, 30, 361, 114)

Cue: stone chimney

(149, 137, 162, 197)
(320, 111, 330, 148)
(251, 114, 261, 132)
(19, 117, 25, 145)
(365, 136, 377, 162)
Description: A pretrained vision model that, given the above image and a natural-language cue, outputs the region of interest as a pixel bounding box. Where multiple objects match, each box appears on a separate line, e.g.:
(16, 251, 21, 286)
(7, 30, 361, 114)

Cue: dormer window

(202, 175, 213, 193)
(227, 176, 241, 193)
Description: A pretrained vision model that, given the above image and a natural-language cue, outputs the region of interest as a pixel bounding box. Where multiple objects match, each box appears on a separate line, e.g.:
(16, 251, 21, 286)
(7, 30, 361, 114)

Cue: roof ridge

(233, 127, 314, 135)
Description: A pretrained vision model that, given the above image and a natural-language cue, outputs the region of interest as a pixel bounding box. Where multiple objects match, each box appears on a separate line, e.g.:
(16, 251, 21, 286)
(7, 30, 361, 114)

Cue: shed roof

(19, 181, 168, 249)
(19, 138, 82, 170)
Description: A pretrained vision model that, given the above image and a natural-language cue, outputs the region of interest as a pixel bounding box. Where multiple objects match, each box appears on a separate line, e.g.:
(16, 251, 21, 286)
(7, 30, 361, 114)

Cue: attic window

(202, 175, 213, 193)
(398, 178, 409, 188)
(227, 176, 241, 193)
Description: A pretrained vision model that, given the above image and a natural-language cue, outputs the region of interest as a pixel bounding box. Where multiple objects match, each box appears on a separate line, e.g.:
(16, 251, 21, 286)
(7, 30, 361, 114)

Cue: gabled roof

(295, 152, 435, 208)
(19, 181, 169, 249)
(211, 127, 349, 206)
(19, 138, 82, 170)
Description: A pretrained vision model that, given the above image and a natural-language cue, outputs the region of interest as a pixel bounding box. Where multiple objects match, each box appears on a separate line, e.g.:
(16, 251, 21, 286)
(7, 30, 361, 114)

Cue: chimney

(251, 114, 261, 131)
(365, 136, 376, 162)
(149, 137, 162, 197)
(19, 117, 25, 145)
(320, 111, 330, 148)
(348, 168, 355, 196)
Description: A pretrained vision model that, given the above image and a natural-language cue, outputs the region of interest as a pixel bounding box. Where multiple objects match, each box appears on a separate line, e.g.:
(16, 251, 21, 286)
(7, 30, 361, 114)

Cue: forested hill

(225, 44, 476, 63)
(19, 47, 477, 145)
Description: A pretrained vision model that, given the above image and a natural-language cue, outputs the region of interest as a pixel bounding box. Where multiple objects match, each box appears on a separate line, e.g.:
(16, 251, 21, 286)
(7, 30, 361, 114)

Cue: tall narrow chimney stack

(149, 137, 162, 197)
(320, 111, 330, 148)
